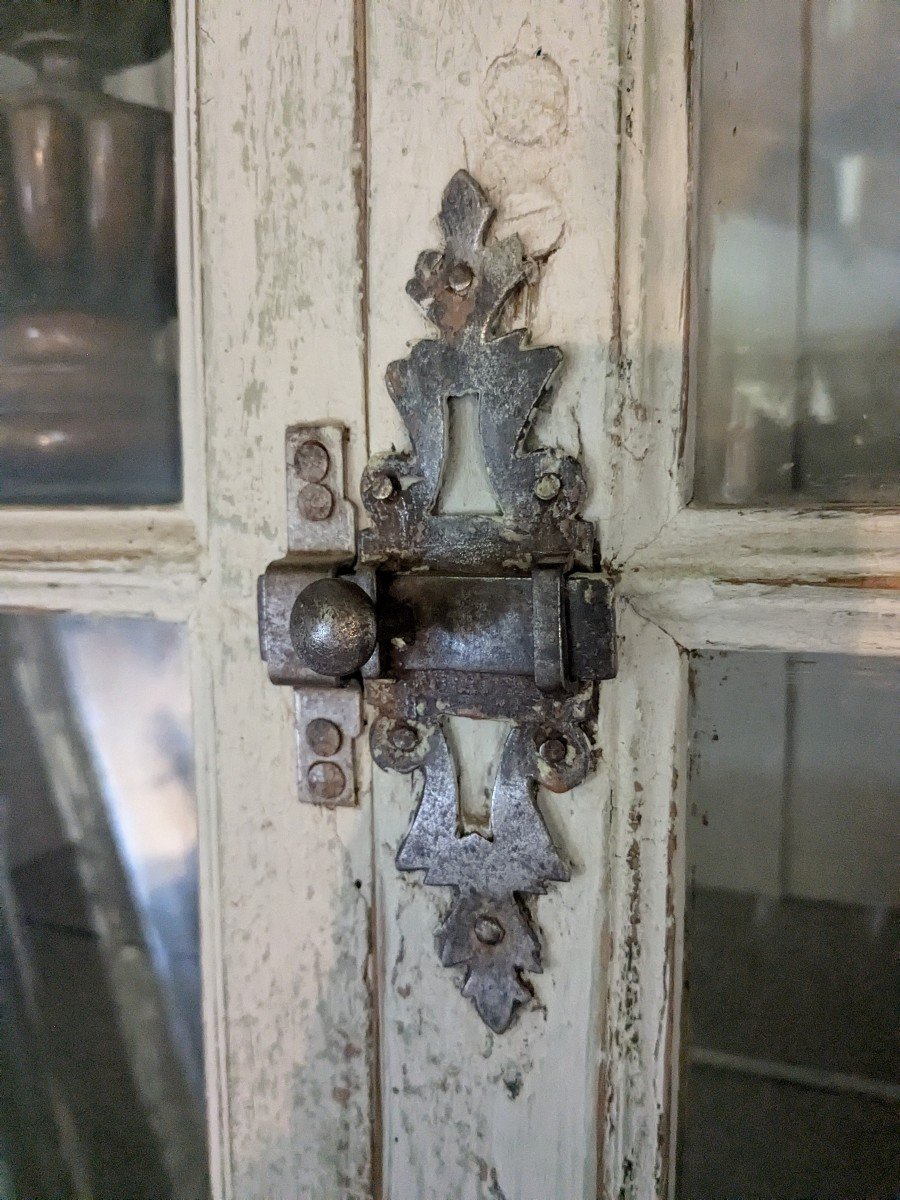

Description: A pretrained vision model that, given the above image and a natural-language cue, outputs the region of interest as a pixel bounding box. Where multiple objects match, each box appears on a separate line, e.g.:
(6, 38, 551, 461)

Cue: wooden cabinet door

(193, 3, 898, 1197)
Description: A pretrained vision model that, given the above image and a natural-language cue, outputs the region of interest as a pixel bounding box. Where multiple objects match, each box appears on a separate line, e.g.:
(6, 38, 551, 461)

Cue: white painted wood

(365, 4, 620, 1196)
(0, 565, 198, 621)
(622, 507, 900, 586)
(627, 579, 900, 657)
(604, 2, 900, 1192)
(598, 3, 695, 1194)
(194, 3, 375, 1198)
(171, 0, 208, 547)
(0, 509, 199, 571)
(597, 604, 688, 1200)
(603, 0, 692, 565)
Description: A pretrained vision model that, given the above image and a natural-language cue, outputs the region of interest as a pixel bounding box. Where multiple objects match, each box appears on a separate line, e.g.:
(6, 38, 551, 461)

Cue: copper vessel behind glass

(0, 2, 179, 503)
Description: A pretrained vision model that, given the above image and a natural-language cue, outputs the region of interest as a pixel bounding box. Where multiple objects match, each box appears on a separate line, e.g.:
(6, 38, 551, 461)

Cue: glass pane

(678, 652, 899, 1197)
(0, 1, 181, 504)
(0, 613, 207, 1198)
(693, 1, 899, 506)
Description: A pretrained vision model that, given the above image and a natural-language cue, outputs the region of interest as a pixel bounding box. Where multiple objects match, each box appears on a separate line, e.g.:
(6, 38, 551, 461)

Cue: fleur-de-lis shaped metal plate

(356, 171, 615, 1033)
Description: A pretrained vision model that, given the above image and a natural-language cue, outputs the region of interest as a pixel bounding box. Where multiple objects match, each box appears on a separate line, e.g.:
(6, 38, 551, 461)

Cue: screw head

(307, 760, 346, 801)
(298, 482, 334, 521)
(305, 717, 342, 757)
(290, 577, 377, 677)
(389, 723, 419, 752)
(534, 472, 562, 501)
(370, 473, 396, 502)
(294, 438, 330, 483)
(538, 736, 567, 766)
(474, 915, 505, 946)
(447, 262, 474, 294)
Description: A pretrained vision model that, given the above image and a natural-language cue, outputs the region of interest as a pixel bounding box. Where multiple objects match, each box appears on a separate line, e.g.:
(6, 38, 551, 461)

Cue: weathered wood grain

(366, 3, 619, 1197)
(196, 2, 375, 1196)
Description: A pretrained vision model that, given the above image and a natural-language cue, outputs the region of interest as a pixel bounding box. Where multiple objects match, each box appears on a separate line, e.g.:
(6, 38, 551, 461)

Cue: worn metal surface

(294, 685, 362, 808)
(357, 171, 615, 1031)
(284, 424, 356, 561)
(289, 577, 377, 678)
(372, 720, 573, 1033)
(258, 175, 615, 1025)
(358, 171, 593, 576)
(378, 571, 614, 683)
(259, 423, 362, 803)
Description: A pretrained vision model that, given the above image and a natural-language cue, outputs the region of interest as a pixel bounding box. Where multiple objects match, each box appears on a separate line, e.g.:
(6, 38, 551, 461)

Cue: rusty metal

(259, 171, 617, 1027)
(305, 717, 342, 758)
(294, 685, 361, 809)
(259, 422, 362, 804)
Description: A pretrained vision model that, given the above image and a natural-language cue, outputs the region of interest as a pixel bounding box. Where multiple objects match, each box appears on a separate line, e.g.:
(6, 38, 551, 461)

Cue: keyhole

(445, 716, 508, 838)
(435, 394, 500, 515)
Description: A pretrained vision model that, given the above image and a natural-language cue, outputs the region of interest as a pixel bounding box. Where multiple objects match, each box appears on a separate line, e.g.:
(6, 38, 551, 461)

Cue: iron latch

(258, 171, 616, 1031)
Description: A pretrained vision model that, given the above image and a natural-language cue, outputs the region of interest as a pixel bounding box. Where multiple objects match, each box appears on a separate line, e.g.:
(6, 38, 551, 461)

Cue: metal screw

(307, 760, 346, 801)
(294, 438, 330, 483)
(298, 482, 334, 521)
(305, 717, 342, 757)
(448, 262, 474, 294)
(534, 473, 561, 501)
(538, 736, 567, 766)
(389, 723, 419, 752)
(474, 915, 505, 945)
(370, 473, 396, 502)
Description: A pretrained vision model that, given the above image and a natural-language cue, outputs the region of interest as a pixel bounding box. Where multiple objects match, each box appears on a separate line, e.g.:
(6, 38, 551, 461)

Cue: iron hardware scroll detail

(259, 170, 616, 1032)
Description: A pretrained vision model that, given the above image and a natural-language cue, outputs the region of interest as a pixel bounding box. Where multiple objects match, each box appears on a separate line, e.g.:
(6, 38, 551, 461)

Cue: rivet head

(370, 473, 396, 502)
(534, 472, 561, 501)
(538, 736, 567, 765)
(305, 717, 342, 757)
(389, 723, 419, 752)
(307, 760, 346, 801)
(474, 915, 505, 945)
(289, 577, 377, 677)
(294, 438, 330, 483)
(447, 262, 474, 293)
(298, 482, 334, 521)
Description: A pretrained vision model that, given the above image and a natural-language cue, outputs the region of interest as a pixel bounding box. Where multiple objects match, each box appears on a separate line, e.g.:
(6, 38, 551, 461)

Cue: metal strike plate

(259, 422, 362, 804)
(294, 685, 362, 807)
(259, 172, 617, 1029)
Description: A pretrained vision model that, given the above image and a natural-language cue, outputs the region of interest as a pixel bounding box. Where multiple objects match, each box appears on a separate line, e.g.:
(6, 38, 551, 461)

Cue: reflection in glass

(0, 1, 180, 504)
(678, 652, 899, 1196)
(693, 1, 899, 505)
(0, 613, 207, 1198)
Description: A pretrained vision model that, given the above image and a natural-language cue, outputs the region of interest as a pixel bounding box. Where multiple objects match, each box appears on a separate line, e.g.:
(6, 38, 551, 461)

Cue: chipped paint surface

(196, 2, 375, 1196)
(595, 605, 687, 1198)
(188, 1, 898, 1197)
(0, 3, 894, 1198)
(366, 2, 620, 1197)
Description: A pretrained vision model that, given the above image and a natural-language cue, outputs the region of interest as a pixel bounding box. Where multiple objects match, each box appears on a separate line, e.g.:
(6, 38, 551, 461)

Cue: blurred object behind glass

(693, 0, 899, 506)
(0, 613, 207, 1199)
(0, 0, 180, 505)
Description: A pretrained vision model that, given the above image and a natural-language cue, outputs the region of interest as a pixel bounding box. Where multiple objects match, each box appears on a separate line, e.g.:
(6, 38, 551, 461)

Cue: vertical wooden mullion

(596, 605, 688, 1198)
(366, 4, 621, 1197)
(195, 3, 374, 1197)
(602, 1, 693, 1193)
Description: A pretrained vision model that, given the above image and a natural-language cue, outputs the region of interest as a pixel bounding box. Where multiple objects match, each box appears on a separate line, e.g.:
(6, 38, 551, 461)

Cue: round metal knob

(289, 577, 377, 677)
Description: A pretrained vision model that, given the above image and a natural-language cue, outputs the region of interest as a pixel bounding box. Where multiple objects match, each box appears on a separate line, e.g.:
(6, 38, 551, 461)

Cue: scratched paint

(367, 3, 621, 1198)
(197, 2, 375, 1197)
